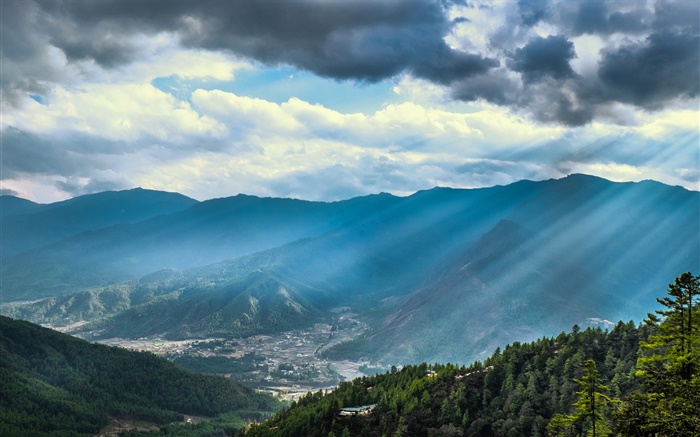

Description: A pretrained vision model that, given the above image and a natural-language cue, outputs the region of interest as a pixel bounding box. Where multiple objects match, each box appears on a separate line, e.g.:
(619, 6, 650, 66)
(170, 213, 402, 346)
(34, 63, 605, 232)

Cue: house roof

(340, 404, 376, 412)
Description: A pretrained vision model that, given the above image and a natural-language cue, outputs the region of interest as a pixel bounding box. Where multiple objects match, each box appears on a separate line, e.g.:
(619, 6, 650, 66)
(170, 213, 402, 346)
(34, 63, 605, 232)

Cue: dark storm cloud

(608, 9, 653, 34)
(0, 127, 133, 197)
(554, 0, 653, 37)
(2, 0, 495, 97)
(0, 0, 66, 104)
(572, 1, 610, 35)
(2, 0, 699, 127)
(1, 128, 83, 178)
(457, 0, 700, 125)
(411, 44, 499, 85)
(50, 33, 136, 68)
(517, 0, 550, 26)
(598, 31, 700, 108)
(0, 128, 112, 179)
(527, 81, 596, 126)
(451, 69, 521, 105)
(509, 35, 576, 83)
(653, 0, 700, 32)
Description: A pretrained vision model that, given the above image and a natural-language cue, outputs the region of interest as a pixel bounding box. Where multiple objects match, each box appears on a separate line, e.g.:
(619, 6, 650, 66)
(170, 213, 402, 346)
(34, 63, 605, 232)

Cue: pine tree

(617, 272, 700, 436)
(547, 360, 613, 437)
(638, 272, 700, 380)
(573, 360, 613, 437)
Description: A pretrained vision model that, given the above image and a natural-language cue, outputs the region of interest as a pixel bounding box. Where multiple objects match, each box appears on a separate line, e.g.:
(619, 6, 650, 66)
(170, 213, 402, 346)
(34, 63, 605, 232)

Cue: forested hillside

(246, 273, 700, 437)
(5, 175, 697, 366)
(0, 316, 280, 436)
(247, 322, 645, 437)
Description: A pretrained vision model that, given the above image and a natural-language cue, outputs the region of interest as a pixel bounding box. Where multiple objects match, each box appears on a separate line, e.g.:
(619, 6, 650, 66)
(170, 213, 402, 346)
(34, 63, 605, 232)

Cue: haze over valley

(2, 175, 698, 384)
(2, 0, 699, 435)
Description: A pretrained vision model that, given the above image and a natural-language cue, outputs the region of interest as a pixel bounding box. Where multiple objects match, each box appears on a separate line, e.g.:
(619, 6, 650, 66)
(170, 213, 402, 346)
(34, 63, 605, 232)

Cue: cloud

(1, 1, 698, 202)
(676, 168, 700, 183)
(456, 0, 700, 125)
(2, 0, 495, 97)
(56, 176, 128, 198)
(0, 1, 67, 105)
(598, 31, 700, 109)
(509, 35, 577, 83)
(608, 9, 654, 34)
(654, 0, 700, 33)
(2, 86, 697, 202)
(571, 1, 610, 35)
(0, 128, 92, 178)
(410, 43, 499, 85)
(0, 188, 19, 196)
(3, 0, 698, 126)
(517, 0, 549, 26)
(451, 69, 521, 105)
(6, 83, 227, 143)
(552, 0, 655, 37)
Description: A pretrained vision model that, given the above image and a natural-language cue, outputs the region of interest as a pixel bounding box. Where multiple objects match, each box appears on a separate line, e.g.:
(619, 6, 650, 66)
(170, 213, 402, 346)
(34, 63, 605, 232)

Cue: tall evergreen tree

(617, 272, 700, 436)
(639, 272, 700, 380)
(547, 360, 613, 437)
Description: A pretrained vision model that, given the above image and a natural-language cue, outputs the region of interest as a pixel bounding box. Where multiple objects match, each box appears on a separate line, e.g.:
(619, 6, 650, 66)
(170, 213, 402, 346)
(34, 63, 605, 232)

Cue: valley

(71, 308, 375, 401)
(3, 175, 699, 366)
(1, 177, 698, 436)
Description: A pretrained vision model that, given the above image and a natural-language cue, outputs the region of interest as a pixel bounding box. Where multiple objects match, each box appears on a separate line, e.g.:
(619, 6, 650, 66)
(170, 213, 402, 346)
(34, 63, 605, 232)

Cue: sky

(1, 0, 698, 203)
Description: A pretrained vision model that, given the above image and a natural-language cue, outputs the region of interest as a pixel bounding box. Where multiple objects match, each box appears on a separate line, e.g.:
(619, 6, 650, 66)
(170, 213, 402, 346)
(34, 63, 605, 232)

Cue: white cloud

(3, 56, 698, 203)
(192, 90, 305, 136)
(6, 84, 227, 142)
(570, 35, 605, 76)
(0, 176, 74, 204)
(634, 108, 700, 140)
(563, 161, 698, 190)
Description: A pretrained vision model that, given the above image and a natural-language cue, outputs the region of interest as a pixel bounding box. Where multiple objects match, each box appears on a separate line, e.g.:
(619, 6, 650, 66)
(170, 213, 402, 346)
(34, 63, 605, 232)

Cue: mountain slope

(89, 271, 322, 339)
(333, 177, 699, 363)
(0, 195, 41, 217)
(247, 321, 647, 437)
(1, 192, 402, 300)
(3, 175, 698, 365)
(0, 316, 279, 436)
(0, 188, 198, 256)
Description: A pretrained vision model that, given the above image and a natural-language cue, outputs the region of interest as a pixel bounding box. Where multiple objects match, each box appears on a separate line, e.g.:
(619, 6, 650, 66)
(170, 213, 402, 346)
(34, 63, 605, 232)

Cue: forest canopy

(0, 316, 280, 436)
(246, 272, 700, 437)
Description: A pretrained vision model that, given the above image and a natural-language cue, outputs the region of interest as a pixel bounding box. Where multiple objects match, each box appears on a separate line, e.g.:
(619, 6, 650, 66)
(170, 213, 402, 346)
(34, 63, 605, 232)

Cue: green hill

(246, 322, 647, 437)
(0, 316, 280, 436)
(245, 273, 700, 437)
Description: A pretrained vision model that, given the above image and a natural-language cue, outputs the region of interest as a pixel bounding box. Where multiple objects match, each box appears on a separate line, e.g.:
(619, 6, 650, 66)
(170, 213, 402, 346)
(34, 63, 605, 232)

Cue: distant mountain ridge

(1, 190, 403, 299)
(0, 195, 42, 217)
(2, 175, 698, 364)
(0, 188, 198, 256)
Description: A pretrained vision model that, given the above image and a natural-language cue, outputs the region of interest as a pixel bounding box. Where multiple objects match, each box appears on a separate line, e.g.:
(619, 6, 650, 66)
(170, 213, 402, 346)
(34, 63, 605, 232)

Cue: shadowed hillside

(3, 175, 698, 364)
(0, 316, 280, 436)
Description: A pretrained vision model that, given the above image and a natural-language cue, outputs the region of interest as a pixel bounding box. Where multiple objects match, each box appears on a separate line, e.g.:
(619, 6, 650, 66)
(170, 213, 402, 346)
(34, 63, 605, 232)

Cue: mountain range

(2, 174, 698, 364)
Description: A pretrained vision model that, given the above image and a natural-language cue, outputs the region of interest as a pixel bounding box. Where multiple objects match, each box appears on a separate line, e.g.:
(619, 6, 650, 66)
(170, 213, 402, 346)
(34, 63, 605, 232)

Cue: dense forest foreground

(247, 273, 700, 437)
(1, 272, 697, 436)
(0, 316, 280, 437)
